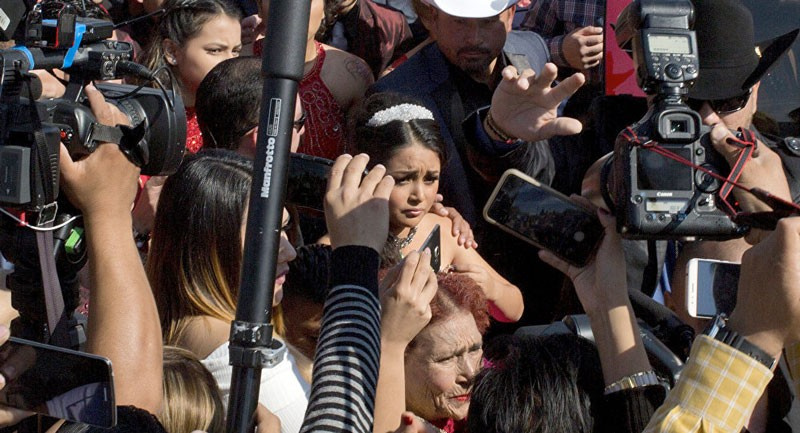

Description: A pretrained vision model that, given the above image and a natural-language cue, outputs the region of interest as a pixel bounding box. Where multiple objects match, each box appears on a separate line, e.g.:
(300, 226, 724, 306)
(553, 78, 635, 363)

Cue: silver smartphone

(686, 258, 741, 318)
(483, 169, 604, 267)
(0, 337, 116, 427)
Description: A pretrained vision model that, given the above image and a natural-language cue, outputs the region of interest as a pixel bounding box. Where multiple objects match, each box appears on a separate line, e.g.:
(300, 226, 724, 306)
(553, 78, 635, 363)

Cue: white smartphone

(686, 258, 741, 318)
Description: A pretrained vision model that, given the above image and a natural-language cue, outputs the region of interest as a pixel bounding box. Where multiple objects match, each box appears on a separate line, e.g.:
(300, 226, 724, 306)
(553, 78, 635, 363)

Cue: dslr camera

(603, 0, 748, 240)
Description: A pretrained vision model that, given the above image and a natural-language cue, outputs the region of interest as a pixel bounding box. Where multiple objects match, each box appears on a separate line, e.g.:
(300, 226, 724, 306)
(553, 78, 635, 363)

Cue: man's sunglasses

(687, 88, 752, 115)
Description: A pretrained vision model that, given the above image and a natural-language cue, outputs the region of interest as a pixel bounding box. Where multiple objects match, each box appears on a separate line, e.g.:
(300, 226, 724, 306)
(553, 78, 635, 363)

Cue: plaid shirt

(644, 335, 774, 433)
(520, 0, 603, 81)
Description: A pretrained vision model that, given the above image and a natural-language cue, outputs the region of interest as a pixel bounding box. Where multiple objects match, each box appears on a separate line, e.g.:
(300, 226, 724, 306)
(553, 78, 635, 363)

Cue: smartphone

(287, 153, 335, 213)
(686, 258, 741, 318)
(418, 224, 441, 273)
(483, 169, 604, 267)
(0, 337, 116, 427)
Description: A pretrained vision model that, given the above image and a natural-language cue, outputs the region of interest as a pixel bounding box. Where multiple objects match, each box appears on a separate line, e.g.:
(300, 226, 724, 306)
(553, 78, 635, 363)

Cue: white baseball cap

(425, 0, 517, 18)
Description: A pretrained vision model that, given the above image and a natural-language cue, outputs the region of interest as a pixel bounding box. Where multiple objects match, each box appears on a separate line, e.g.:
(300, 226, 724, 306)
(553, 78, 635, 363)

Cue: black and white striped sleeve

(300, 246, 382, 433)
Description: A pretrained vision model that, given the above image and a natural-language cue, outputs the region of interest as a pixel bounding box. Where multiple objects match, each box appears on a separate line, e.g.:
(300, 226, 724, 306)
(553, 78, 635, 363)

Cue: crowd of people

(0, 0, 799, 432)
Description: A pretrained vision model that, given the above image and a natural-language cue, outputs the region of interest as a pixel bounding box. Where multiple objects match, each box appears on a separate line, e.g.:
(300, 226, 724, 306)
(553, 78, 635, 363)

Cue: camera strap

(87, 122, 148, 166)
(36, 229, 66, 340)
(717, 128, 757, 209)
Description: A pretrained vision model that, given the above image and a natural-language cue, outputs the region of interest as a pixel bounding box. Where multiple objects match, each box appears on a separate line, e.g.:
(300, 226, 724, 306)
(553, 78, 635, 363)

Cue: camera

(0, 1, 185, 347)
(602, 0, 748, 240)
(0, 2, 186, 214)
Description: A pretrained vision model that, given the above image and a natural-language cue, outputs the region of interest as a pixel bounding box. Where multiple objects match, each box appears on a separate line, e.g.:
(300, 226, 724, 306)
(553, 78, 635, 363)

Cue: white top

(202, 341, 310, 433)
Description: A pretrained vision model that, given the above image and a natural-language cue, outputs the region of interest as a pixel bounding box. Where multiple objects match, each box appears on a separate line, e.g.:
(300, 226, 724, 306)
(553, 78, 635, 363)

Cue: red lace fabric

(299, 42, 349, 159)
(185, 107, 204, 154)
(253, 39, 348, 159)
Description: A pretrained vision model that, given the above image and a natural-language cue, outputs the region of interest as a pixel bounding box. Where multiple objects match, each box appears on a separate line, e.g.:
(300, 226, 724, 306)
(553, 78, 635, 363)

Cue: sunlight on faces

(429, 7, 514, 82)
(240, 208, 296, 307)
(168, 14, 242, 98)
(404, 310, 483, 422)
(385, 143, 441, 233)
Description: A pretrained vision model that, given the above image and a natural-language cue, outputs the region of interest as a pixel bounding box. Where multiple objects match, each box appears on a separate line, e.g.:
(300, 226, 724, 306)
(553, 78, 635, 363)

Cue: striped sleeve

(300, 246, 382, 433)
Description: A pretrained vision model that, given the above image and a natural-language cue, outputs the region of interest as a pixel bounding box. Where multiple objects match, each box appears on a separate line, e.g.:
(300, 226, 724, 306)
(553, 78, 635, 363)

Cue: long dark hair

(147, 149, 252, 344)
(350, 92, 446, 168)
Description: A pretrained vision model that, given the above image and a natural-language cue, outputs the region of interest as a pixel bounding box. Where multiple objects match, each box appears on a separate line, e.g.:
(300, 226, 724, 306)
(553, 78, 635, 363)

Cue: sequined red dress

(184, 106, 204, 154)
(254, 39, 349, 159)
(297, 41, 349, 159)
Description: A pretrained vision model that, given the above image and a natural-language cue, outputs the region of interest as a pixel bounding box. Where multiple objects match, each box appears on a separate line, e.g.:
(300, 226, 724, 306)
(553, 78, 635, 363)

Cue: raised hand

(487, 64, 585, 143)
(379, 250, 438, 347)
(325, 154, 395, 252)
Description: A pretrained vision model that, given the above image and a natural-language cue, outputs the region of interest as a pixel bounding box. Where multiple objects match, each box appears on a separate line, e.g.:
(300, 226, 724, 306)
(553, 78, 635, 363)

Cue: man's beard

(456, 47, 494, 82)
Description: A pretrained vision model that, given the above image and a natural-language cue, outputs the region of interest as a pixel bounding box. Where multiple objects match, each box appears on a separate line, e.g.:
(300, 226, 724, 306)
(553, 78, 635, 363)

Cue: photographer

(0, 83, 167, 431)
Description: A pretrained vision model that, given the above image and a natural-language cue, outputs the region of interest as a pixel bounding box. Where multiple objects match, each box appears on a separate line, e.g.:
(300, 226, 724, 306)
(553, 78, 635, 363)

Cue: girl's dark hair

(349, 92, 446, 168)
(468, 334, 605, 433)
(138, 0, 241, 83)
(147, 149, 252, 344)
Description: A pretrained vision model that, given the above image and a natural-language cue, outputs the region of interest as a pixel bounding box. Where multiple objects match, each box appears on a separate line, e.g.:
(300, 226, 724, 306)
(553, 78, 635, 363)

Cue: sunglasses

(687, 88, 752, 115)
(293, 110, 307, 132)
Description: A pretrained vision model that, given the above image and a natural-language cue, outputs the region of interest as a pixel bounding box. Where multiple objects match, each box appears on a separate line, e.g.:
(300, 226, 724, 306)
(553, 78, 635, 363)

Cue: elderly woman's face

(404, 309, 483, 422)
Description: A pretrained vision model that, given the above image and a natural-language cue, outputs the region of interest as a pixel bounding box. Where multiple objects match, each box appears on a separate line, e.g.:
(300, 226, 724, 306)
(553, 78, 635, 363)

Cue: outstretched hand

(325, 154, 395, 252)
(487, 64, 585, 142)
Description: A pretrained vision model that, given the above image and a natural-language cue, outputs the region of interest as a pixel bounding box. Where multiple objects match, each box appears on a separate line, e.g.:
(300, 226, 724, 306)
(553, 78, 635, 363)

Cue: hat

(425, 0, 517, 18)
(689, 0, 799, 100)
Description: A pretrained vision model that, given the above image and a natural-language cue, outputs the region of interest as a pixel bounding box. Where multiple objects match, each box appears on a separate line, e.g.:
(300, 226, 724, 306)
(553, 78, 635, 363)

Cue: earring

(167, 57, 177, 66)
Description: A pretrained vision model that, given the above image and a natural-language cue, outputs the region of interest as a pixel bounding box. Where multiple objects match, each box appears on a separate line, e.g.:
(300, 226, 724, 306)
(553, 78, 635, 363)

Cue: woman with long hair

(147, 150, 307, 433)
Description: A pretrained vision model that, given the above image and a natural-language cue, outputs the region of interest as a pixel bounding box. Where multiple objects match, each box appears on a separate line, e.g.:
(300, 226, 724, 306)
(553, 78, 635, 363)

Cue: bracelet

(603, 370, 660, 395)
(485, 111, 518, 144)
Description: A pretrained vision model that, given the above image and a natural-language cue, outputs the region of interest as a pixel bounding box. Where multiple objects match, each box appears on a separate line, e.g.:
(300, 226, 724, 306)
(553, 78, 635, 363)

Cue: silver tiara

(366, 103, 435, 127)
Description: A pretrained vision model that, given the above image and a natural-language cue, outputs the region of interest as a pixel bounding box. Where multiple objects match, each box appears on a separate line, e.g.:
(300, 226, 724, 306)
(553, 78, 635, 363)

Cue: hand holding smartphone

(0, 337, 116, 427)
(483, 169, 604, 267)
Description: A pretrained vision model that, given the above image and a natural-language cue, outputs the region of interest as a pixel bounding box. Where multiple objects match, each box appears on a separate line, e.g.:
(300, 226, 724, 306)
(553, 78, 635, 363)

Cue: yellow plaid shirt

(644, 335, 774, 433)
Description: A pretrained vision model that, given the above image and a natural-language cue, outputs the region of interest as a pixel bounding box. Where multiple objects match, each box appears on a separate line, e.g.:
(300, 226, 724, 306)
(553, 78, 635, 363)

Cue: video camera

(0, 1, 186, 215)
(601, 0, 749, 240)
(0, 1, 185, 347)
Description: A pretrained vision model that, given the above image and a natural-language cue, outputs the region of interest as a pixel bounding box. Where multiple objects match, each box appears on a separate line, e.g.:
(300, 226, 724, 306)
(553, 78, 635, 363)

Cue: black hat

(690, 0, 799, 100)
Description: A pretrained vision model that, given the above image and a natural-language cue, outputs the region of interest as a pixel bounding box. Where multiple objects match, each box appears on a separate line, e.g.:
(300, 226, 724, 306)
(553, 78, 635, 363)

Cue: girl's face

(240, 208, 296, 307)
(385, 143, 441, 232)
(170, 14, 242, 98)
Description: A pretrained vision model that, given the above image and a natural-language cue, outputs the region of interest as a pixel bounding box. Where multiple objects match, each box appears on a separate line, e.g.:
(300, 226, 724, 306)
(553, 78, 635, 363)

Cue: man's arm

(59, 85, 162, 414)
(645, 217, 800, 432)
(300, 154, 395, 433)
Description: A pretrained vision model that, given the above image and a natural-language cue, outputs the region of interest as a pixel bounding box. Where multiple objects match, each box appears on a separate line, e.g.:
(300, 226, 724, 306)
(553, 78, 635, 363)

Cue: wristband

(485, 111, 518, 144)
(603, 370, 660, 395)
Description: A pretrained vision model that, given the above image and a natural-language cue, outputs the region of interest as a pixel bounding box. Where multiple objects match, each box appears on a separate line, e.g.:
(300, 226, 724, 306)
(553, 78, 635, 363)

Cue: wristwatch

(703, 314, 777, 370)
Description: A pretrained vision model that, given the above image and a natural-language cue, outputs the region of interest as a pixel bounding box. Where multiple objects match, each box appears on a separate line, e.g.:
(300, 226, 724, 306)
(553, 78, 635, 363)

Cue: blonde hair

(161, 346, 225, 433)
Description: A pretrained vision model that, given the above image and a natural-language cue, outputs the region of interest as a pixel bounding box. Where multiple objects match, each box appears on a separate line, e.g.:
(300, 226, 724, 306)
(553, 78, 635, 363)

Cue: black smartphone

(686, 258, 741, 318)
(483, 169, 604, 267)
(418, 224, 441, 273)
(287, 153, 334, 213)
(0, 337, 116, 427)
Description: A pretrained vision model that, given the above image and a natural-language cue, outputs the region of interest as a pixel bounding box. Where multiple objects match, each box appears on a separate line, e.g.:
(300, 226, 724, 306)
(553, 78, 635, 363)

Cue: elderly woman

(375, 255, 489, 433)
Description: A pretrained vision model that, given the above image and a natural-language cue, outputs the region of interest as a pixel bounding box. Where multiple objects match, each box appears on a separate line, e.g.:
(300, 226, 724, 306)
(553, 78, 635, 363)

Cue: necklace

(388, 226, 418, 250)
